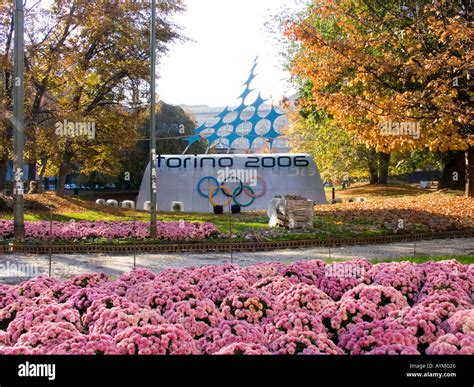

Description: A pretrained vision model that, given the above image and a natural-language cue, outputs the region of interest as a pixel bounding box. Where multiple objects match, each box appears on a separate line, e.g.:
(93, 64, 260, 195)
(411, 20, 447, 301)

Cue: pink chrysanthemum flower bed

(0, 220, 219, 241)
(0, 260, 471, 355)
(337, 318, 419, 354)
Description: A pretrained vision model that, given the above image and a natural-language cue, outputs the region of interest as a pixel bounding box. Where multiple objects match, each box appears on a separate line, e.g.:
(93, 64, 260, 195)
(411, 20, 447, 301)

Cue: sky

(38, 0, 304, 107)
(157, 0, 303, 107)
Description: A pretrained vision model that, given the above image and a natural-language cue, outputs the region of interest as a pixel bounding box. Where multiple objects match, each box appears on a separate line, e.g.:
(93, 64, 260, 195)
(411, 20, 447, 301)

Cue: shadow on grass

(314, 207, 473, 233)
(335, 183, 430, 198)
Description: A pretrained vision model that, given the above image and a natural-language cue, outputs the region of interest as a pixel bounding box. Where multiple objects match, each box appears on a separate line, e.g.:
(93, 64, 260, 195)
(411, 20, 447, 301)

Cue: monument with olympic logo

(137, 59, 326, 212)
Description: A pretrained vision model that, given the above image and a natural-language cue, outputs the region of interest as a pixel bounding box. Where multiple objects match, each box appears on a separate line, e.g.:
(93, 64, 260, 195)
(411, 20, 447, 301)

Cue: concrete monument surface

(137, 154, 327, 212)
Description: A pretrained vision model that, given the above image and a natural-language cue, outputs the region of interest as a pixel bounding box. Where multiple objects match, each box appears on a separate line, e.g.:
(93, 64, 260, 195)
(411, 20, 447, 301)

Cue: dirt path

(1, 237, 472, 284)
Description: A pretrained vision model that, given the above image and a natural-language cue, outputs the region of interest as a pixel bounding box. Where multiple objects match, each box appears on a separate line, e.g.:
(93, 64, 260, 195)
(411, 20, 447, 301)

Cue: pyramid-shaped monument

(186, 58, 285, 151)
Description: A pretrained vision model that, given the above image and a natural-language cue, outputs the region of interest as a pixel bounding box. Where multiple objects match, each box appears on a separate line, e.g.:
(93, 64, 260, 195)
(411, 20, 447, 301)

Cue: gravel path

(1, 237, 473, 284)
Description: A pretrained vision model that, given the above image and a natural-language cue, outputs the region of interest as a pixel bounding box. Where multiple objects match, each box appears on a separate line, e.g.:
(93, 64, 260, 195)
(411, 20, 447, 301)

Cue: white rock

(121, 200, 135, 209)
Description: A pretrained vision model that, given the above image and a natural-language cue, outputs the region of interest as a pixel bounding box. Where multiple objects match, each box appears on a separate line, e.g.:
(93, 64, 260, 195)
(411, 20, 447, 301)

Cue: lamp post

(13, 0, 25, 240)
(149, 0, 157, 238)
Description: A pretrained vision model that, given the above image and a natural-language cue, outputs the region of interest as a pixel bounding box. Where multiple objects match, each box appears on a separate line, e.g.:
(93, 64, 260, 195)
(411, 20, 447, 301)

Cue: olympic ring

(221, 177, 243, 198)
(197, 176, 220, 198)
(209, 185, 233, 207)
(243, 176, 267, 199)
(198, 175, 266, 209)
(233, 186, 255, 207)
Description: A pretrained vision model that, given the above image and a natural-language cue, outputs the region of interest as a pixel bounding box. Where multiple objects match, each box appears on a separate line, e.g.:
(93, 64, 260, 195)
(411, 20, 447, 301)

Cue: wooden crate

(274, 197, 314, 229)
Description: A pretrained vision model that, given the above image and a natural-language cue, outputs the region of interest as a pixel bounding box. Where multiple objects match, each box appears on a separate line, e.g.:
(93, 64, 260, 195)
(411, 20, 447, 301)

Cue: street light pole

(13, 0, 25, 240)
(149, 0, 157, 238)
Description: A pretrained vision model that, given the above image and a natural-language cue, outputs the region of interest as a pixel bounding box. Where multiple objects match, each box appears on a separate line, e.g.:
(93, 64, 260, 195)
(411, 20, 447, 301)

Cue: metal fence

(1, 233, 473, 285)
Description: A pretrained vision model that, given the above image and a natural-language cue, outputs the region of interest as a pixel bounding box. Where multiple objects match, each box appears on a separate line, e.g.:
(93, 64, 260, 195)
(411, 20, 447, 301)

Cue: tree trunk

(56, 169, 67, 197)
(0, 158, 7, 190)
(37, 176, 43, 194)
(438, 151, 466, 190)
(466, 146, 474, 197)
(0, 130, 11, 190)
(37, 159, 47, 194)
(56, 150, 73, 197)
(27, 162, 36, 185)
(367, 148, 379, 184)
(378, 152, 391, 184)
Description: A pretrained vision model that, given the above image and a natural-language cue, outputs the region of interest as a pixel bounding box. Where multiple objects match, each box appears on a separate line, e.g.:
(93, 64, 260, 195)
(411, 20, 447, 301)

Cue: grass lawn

(374, 255, 474, 265)
(324, 255, 474, 265)
(325, 255, 474, 265)
(325, 181, 434, 200)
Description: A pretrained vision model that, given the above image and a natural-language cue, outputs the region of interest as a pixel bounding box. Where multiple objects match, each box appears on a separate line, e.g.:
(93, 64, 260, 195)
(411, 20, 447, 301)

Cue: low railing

(1, 230, 473, 255)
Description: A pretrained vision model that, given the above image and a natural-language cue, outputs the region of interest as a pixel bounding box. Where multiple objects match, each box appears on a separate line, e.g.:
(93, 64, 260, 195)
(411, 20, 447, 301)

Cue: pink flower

(367, 344, 420, 355)
(263, 310, 327, 342)
(81, 295, 139, 329)
(115, 324, 200, 355)
(200, 273, 250, 305)
(66, 287, 113, 316)
(319, 276, 362, 301)
(392, 305, 447, 352)
(198, 320, 267, 354)
(87, 304, 163, 338)
(70, 273, 109, 288)
(442, 310, 474, 334)
(191, 264, 240, 287)
(277, 283, 334, 314)
(342, 284, 408, 319)
(143, 281, 204, 313)
(0, 296, 55, 337)
(278, 260, 326, 286)
(417, 263, 471, 303)
(252, 275, 293, 296)
(16, 276, 61, 299)
(426, 333, 474, 355)
(416, 291, 470, 321)
(0, 259, 470, 355)
(125, 280, 166, 304)
(0, 345, 31, 355)
(50, 334, 119, 355)
(366, 261, 421, 303)
(238, 262, 286, 285)
(215, 342, 271, 355)
(163, 299, 223, 339)
(8, 302, 82, 343)
(0, 284, 19, 309)
(338, 318, 418, 354)
(157, 267, 195, 286)
(0, 220, 220, 241)
(319, 299, 378, 338)
(269, 331, 343, 355)
(15, 322, 82, 353)
(118, 268, 157, 286)
(220, 291, 281, 324)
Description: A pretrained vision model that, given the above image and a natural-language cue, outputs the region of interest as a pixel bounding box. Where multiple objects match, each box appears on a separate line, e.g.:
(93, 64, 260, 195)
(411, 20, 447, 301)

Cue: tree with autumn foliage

(0, 0, 14, 190)
(1, 0, 185, 195)
(283, 0, 473, 195)
(285, 102, 373, 183)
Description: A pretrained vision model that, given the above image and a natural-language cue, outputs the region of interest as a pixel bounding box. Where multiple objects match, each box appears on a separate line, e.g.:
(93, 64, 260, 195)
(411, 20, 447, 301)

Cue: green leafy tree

(118, 101, 207, 190)
(1, 0, 186, 196)
(283, 0, 473, 194)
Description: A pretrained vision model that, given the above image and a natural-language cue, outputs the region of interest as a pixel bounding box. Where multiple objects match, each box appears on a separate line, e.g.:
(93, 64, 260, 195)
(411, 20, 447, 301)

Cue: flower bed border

(1, 230, 473, 255)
